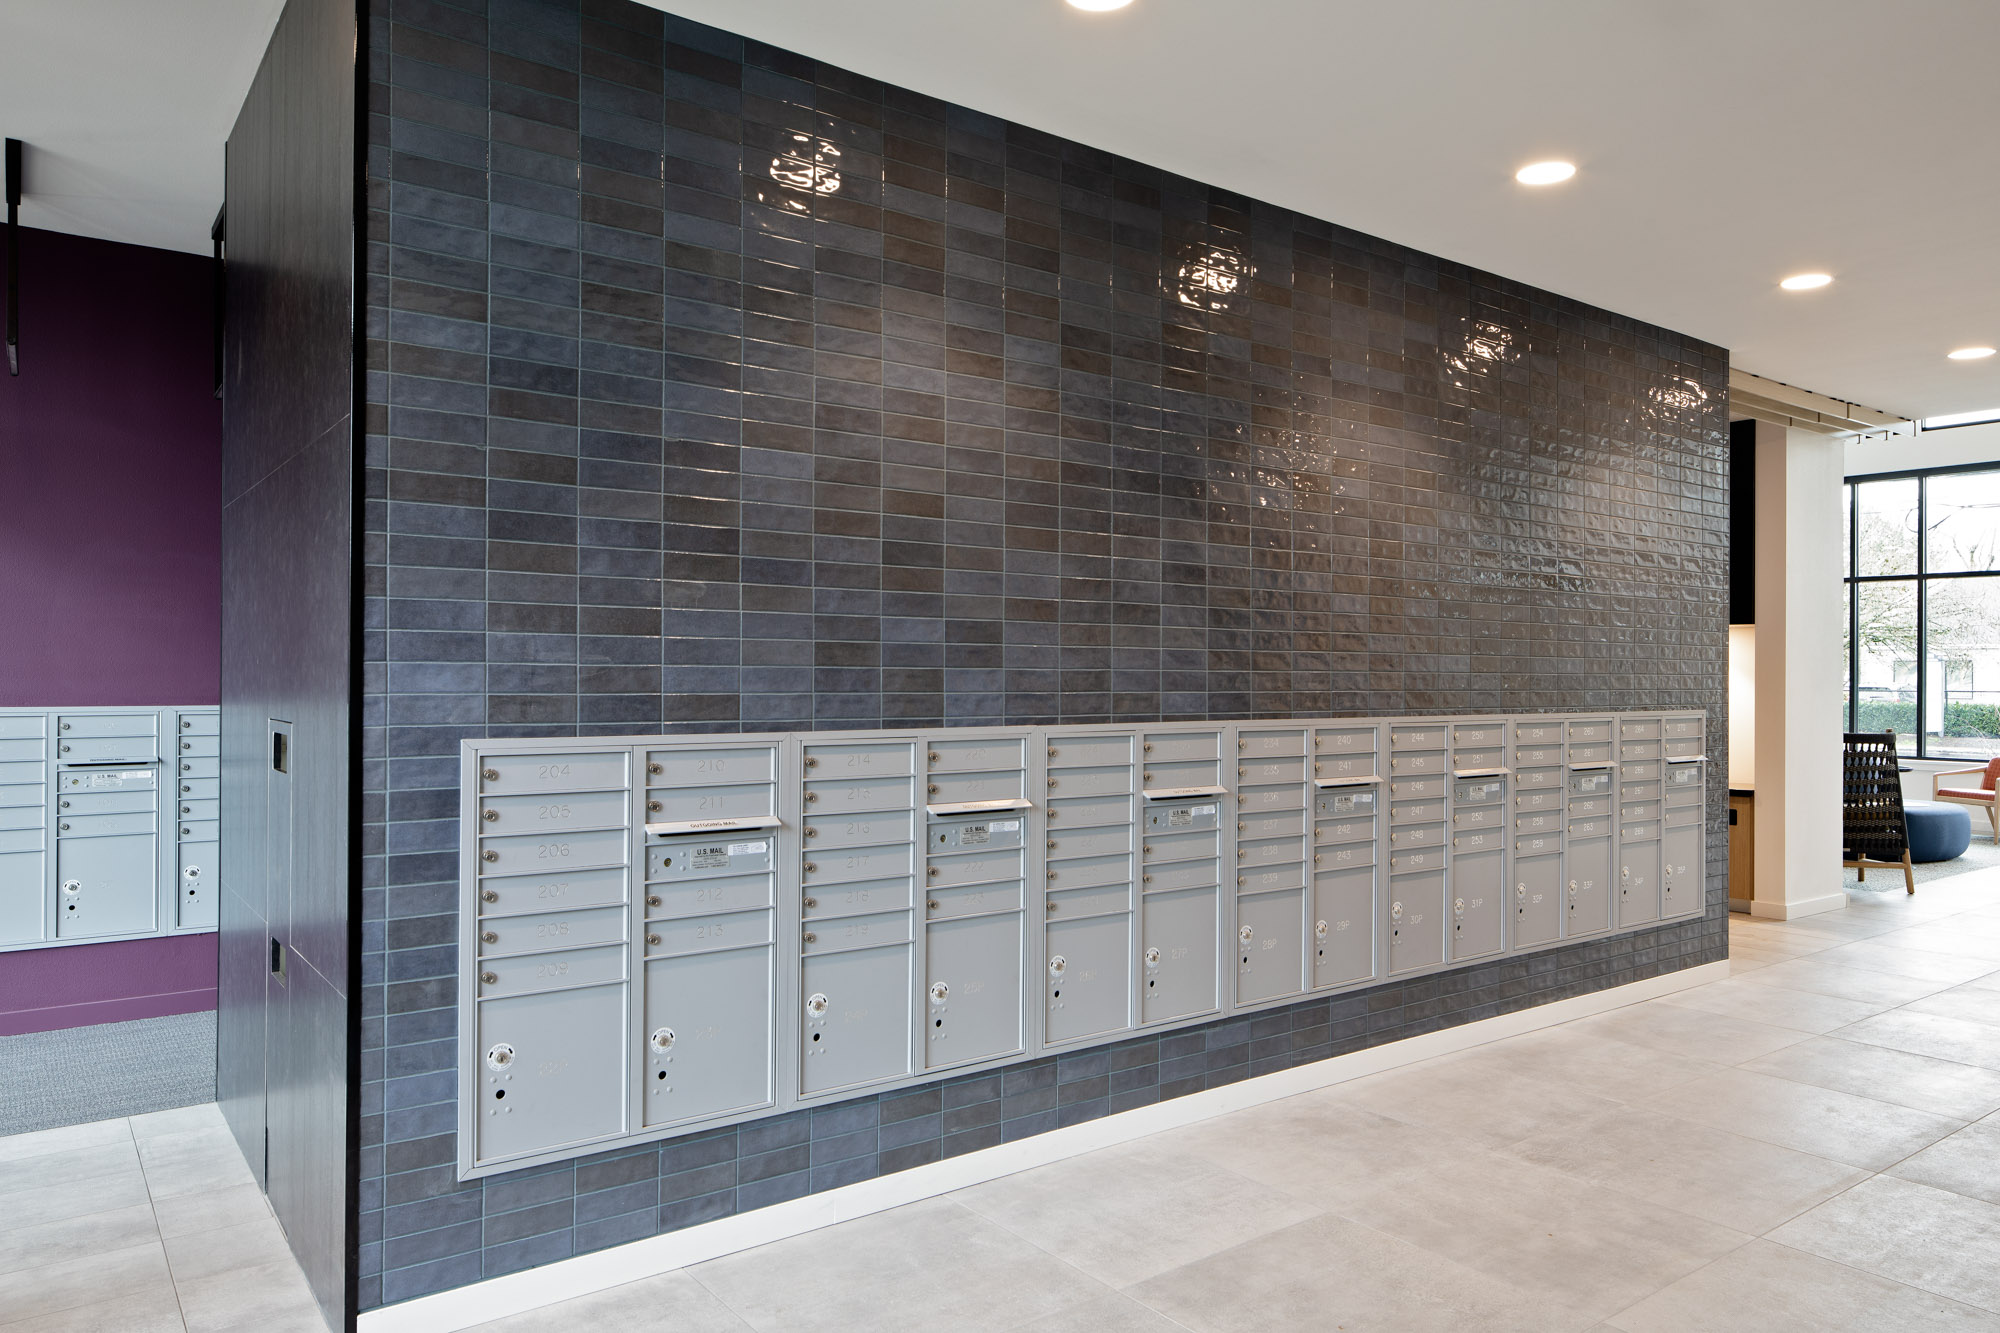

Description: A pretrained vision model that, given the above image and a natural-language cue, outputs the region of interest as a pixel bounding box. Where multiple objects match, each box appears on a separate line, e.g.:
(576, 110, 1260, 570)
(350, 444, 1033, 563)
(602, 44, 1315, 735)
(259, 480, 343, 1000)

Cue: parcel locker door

(643, 948, 772, 1128)
(1140, 886, 1219, 1025)
(1449, 851, 1504, 962)
(0, 850, 41, 944)
(1618, 839, 1662, 928)
(1311, 866, 1375, 989)
(475, 984, 627, 1164)
(1235, 889, 1306, 1006)
(1513, 853, 1562, 949)
(1662, 825, 1703, 920)
(178, 839, 218, 929)
(1388, 872, 1444, 975)
(1567, 838, 1614, 937)
(800, 943, 913, 1096)
(924, 913, 1023, 1069)
(1045, 913, 1131, 1045)
(56, 833, 157, 938)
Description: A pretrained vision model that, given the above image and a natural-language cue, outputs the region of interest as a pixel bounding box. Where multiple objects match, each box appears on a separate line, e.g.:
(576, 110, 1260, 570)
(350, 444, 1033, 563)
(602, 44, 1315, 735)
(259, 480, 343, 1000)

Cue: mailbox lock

(58, 822, 68, 832)
(928, 784, 939, 795)
(805, 993, 828, 1016)
(1142, 844, 1151, 854)
(928, 752, 940, 763)
(1048, 869, 1058, 880)
(480, 889, 499, 903)
(1142, 742, 1153, 752)
(1143, 874, 1152, 883)
(928, 899, 940, 910)
(1047, 809, 1057, 819)
(805, 792, 818, 803)
(1144, 947, 1161, 968)
(803, 931, 817, 944)
(60, 722, 69, 731)
(1313, 854, 1322, 865)
(480, 971, 498, 985)
(803, 756, 818, 769)
(1048, 778, 1058, 789)
(648, 894, 662, 907)
(1391, 901, 1404, 922)
(650, 1028, 676, 1053)
(486, 1043, 514, 1071)
(1046, 901, 1057, 913)
(1048, 956, 1067, 978)
(61, 880, 80, 896)
(647, 933, 661, 946)
(647, 800, 662, 812)
(1239, 924, 1254, 944)
(1315, 920, 1329, 940)
(803, 862, 817, 873)
(804, 896, 817, 908)
(1047, 747, 1057, 757)
(1453, 897, 1465, 916)
(1143, 772, 1152, 782)
(1047, 839, 1056, 849)
(482, 850, 499, 863)
(482, 808, 499, 822)
(1516, 884, 1526, 901)
(482, 767, 499, 781)
(804, 827, 817, 838)
(927, 867, 939, 877)
(481, 930, 498, 944)
(929, 982, 949, 1005)
(184, 866, 201, 881)
(647, 761, 663, 775)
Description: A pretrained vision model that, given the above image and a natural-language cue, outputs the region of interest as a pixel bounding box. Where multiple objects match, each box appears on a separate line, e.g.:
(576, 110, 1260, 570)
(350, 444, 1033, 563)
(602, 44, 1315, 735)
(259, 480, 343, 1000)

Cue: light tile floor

(0, 1103, 324, 1332)
(462, 872, 2000, 1333)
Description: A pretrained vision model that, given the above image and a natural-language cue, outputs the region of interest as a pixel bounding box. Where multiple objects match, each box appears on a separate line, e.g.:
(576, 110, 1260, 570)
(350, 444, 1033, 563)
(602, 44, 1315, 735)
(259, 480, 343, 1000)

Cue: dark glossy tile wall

(359, 0, 1730, 1310)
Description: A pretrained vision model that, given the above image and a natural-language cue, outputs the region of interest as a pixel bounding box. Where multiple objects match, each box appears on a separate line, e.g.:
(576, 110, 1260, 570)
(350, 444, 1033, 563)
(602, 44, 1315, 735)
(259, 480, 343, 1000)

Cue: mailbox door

(642, 947, 773, 1128)
(1311, 866, 1375, 990)
(1618, 838, 1662, 928)
(178, 838, 218, 929)
(475, 984, 627, 1164)
(56, 833, 157, 938)
(1235, 889, 1306, 1006)
(1388, 871, 1444, 975)
(1513, 853, 1562, 949)
(800, 943, 913, 1096)
(1662, 824, 1703, 919)
(1045, 912, 1131, 1045)
(1140, 886, 1219, 1025)
(924, 913, 1023, 1069)
(1567, 837, 1614, 937)
(1449, 850, 1504, 962)
(0, 849, 42, 944)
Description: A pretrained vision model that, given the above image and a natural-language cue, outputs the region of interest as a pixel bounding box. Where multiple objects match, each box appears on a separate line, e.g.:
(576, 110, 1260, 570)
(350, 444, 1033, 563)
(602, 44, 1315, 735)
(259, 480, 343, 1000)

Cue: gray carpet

(1845, 827, 2000, 892)
(0, 1010, 217, 1136)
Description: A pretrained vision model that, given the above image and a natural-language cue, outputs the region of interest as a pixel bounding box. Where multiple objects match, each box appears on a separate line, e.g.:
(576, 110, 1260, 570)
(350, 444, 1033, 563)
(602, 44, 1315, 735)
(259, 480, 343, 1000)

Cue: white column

(1749, 418, 1846, 918)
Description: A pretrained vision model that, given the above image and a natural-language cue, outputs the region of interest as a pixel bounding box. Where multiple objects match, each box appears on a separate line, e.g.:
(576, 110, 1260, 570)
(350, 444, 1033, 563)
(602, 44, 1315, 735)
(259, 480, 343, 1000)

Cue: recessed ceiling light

(1779, 272, 1832, 291)
(1066, 0, 1133, 9)
(1948, 346, 1997, 361)
(1514, 161, 1575, 186)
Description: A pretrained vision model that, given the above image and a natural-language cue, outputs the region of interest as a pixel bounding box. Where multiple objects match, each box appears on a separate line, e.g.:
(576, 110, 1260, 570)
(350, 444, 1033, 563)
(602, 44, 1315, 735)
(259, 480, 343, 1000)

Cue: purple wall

(0, 226, 222, 1033)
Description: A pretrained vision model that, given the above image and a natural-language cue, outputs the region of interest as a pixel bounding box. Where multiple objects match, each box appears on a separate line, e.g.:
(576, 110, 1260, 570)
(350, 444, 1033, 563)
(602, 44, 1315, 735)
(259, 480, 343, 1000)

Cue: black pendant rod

(5, 138, 19, 377)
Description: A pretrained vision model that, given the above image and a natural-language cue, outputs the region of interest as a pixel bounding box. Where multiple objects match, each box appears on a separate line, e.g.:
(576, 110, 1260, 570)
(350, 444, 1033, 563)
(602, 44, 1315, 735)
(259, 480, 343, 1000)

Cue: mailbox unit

(458, 710, 1710, 1177)
(0, 706, 222, 952)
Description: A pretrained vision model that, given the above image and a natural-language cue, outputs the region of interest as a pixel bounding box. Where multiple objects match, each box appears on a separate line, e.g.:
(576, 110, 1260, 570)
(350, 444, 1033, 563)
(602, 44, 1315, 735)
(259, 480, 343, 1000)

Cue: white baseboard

(359, 958, 1729, 1333)
(1749, 890, 1850, 920)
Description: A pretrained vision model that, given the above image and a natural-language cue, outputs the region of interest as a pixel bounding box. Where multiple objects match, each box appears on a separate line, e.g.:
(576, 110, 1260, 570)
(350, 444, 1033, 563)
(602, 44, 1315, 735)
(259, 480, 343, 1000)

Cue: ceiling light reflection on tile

(1948, 346, 1996, 361)
(1444, 318, 1517, 388)
(766, 133, 842, 213)
(1175, 246, 1251, 310)
(1066, 0, 1134, 10)
(1779, 273, 1832, 291)
(1514, 160, 1575, 185)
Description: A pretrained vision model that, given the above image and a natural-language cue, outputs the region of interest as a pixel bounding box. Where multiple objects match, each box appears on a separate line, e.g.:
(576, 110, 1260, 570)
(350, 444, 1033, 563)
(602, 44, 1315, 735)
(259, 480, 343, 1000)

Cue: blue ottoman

(1905, 802, 1972, 863)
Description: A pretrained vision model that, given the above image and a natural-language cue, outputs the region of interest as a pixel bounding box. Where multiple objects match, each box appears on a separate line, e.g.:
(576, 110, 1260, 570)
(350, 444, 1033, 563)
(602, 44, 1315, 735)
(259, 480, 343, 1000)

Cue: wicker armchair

(1842, 732, 1914, 894)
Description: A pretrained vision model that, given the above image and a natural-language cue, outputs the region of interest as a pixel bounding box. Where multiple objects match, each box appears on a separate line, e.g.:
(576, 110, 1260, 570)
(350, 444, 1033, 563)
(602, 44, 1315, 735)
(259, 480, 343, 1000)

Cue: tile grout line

(131, 1113, 196, 1333)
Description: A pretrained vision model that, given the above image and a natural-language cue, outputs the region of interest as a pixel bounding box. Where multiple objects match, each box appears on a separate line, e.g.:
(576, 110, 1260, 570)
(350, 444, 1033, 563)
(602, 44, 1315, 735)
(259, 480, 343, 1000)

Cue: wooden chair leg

(1988, 804, 1997, 843)
(1857, 861, 1865, 882)
(1904, 851, 1915, 895)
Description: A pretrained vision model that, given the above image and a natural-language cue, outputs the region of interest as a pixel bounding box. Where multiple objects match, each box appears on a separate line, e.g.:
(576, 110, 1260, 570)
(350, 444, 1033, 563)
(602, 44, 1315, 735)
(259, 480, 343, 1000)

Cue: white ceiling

(0, 0, 283, 255)
(4, 0, 1995, 419)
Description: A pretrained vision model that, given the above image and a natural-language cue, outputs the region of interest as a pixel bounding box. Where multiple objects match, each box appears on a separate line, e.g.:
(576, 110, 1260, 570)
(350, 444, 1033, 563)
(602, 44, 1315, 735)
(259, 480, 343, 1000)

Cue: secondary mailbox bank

(459, 711, 1709, 1177)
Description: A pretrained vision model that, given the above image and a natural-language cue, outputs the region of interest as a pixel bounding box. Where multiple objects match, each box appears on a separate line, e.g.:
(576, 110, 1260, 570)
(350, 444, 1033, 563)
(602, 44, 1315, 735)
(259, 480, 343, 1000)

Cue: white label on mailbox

(1194, 805, 1215, 815)
(727, 841, 769, 857)
(994, 820, 1020, 832)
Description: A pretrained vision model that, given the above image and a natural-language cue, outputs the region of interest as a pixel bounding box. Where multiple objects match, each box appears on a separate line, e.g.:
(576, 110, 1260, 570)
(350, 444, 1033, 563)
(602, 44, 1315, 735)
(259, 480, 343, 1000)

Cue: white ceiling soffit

(655, 0, 2000, 421)
(0, 0, 284, 255)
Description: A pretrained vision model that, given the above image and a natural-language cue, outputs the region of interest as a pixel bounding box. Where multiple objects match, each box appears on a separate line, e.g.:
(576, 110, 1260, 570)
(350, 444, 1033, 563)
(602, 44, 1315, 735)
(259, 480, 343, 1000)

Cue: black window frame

(1845, 459, 2000, 759)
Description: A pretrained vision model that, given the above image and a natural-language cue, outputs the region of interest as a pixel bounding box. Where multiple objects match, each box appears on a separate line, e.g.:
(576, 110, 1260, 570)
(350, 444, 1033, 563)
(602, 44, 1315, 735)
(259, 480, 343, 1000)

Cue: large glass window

(1844, 465, 2000, 759)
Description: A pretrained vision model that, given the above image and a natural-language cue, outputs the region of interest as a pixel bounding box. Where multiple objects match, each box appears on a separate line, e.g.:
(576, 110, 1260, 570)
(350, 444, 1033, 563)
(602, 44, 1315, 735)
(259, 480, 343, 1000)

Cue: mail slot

(1567, 742, 1612, 764)
(1621, 801, 1663, 823)
(642, 747, 773, 788)
(1045, 823, 1132, 858)
(1387, 776, 1447, 800)
(648, 871, 774, 918)
(1313, 789, 1376, 819)
(1515, 790, 1562, 812)
(1620, 719, 1663, 741)
(1514, 746, 1562, 766)
(1046, 734, 1133, 767)
(801, 776, 915, 816)
(1047, 852, 1133, 891)
(480, 827, 627, 873)
(925, 735, 1025, 773)
(1514, 767, 1561, 790)
(928, 815, 1025, 854)
(1389, 824, 1444, 850)
(1236, 784, 1304, 813)
(926, 881, 1022, 919)
(1147, 828, 1220, 863)
(484, 788, 628, 832)
(1315, 726, 1376, 754)
(1452, 725, 1505, 747)
(1046, 765, 1134, 799)
(1666, 785, 1704, 809)
(1046, 881, 1132, 920)
(482, 751, 630, 794)
(1143, 801, 1219, 833)
(478, 944, 627, 998)
(173, 735, 219, 758)
(805, 809, 913, 850)
(1142, 731, 1221, 763)
(801, 909, 912, 955)
(1389, 751, 1447, 775)
(482, 866, 627, 916)
(926, 847, 1023, 889)
(1313, 754, 1378, 782)
(1242, 807, 1309, 839)
(1144, 857, 1219, 894)
(801, 875, 913, 918)
(927, 769, 1027, 805)
(803, 841, 913, 886)
(481, 905, 626, 956)
(1316, 840, 1377, 870)
(648, 908, 774, 956)
(647, 783, 780, 826)
(1513, 723, 1562, 745)
(1516, 812, 1559, 834)
(1569, 772, 1612, 797)
(177, 777, 218, 800)
(1238, 729, 1306, 757)
(1390, 726, 1447, 750)
(649, 837, 774, 881)
(803, 741, 915, 776)
(1665, 718, 1704, 739)
(1315, 818, 1376, 846)
(59, 789, 154, 815)
(1237, 755, 1305, 785)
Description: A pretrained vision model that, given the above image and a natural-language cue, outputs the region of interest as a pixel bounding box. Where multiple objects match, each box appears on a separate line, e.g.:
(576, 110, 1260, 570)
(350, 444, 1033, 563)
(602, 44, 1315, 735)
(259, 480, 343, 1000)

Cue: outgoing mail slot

(1142, 731, 1221, 763)
(481, 905, 626, 956)
(1045, 881, 1132, 920)
(800, 909, 912, 955)
(929, 815, 1025, 855)
(648, 872, 774, 918)
(1452, 725, 1505, 747)
(649, 783, 781, 826)
(927, 769, 1026, 805)
(1387, 776, 1448, 801)
(1143, 802, 1220, 833)
(1045, 823, 1133, 859)
(59, 736, 158, 764)
(926, 735, 1026, 773)
(1452, 805, 1503, 830)
(483, 789, 628, 833)
(1316, 840, 1377, 870)
(1238, 730, 1306, 757)
(648, 908, 774, 956)
(1390, 726, 1447, 750)
(1313, 754, 1378, 782)
(1515, 790, 1562, 812)
(1568, 742, 1612, 763)
(1045, 766, 1134, 799)
(1569, 771, 1612, 797)
(480, 827, 626, 874)
(649, 836, 774, 881)
(1388, 847, 1443, 874)
(1569, 722, 1612, 742)
(800, 775, 914, 815)
(1242, 807, 1309, 839)
(1516, 812, 1560, 834)
(55, 714, 154, 739)
(1391, 798, 1445, 823)
(1388, 751, 1447, 775)
(802, 875, 913, 918)
(1665, 737, 1704, 759)
(1569, 796, 1610, 817)
(803, 841, 913, 886)
(1143, 857, 1218, 894)
(802, 741, 915, 777)
(56, 809, 156, 839)
(1514, 724, 1562, 745)
(1047, 852, 1133, 892)
(1235, 862, 1303, 896)
(1237, 755, 1305, 785)
(927, 881, 1023, 919)
(482, 751, 629, 794)
(478, 944, 626, 998)
(927, 847, 1024, 889)
(1045, 734, 1134, 767)
(1316, 817, 1376, 846)
(481, 865, 627, 916)
(1315, 727, 1377, 754)
(805, 809, 914, 850)
(1146, 828, 1220, 863)
(1452, 778, 1504, 804)
(1313, 789, 1376, 820)
(1453, 747, 1504, 771)
(1235, 835, 1301, 870)
(645, 746, 775, 787)
(1666, 805, 1702, 829)
(1236, 784, 1304, 813)
(1143, 759, 1222, 791)
(1665, 717, 1704, 739)
(59, 789, 154, 815)
(1513, 746, 1562, 766)
(1452, 830, 1501, 854)
(1620, 740, 1663, 761)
